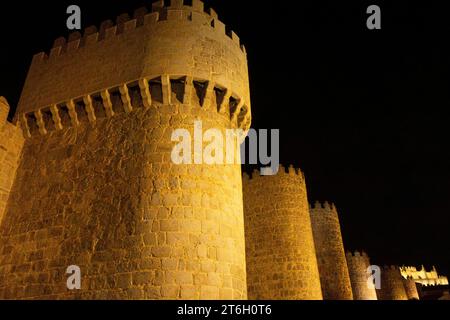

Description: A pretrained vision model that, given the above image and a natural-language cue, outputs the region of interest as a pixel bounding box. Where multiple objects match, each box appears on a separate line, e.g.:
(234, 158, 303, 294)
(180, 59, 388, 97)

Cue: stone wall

(403, 278, 419, 300)
(376, 266, 408, 300)
(16, 0, 250, 119)
(0, 0, 250, 300)
(310, 202, 353, 300)
(243, 166, 323, 300)
(0, 98, 24, 225)
(346, 251, 377, 300)
(0, 91, 247, 299)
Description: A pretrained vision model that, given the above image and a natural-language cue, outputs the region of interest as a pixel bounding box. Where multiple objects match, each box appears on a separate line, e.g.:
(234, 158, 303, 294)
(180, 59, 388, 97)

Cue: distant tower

(243, 166, 323, 300)
(0, 96, 9, 124)
(0, 97, 24, 225)
(0, 0, 250, 300)
(376, 266, 408, 300)
(402, 277, 419, 300)
(346, 251, 377, 300)
(310, 201, 353, 300)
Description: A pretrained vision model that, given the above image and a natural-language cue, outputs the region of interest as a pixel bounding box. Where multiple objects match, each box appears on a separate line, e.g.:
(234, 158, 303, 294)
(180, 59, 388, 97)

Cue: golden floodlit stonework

(0, 0, 436, 301)
(243, 167, 323, 300)
(346, 251, 377, 300)
(0, 0, 249, 300)
(310, 202, 353, 300)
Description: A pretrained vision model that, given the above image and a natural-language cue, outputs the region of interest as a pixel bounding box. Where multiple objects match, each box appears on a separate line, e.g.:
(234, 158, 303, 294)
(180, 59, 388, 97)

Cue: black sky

(0, 0, 449, 277)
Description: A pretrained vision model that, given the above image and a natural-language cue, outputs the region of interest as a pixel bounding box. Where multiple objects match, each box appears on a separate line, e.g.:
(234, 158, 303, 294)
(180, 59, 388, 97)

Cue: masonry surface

(0, 0, 434, 301)
(243, 167, 322, 300)
(0, 0, 249, 300)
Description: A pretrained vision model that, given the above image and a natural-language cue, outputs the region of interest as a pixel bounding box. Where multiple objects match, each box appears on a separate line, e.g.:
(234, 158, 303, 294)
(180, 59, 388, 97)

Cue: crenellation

(26, 1, 246, 74)
(31, 52, 47, 63)
(52, 36, 66, 49)
(207, 8, 218, 19)
(230, 31, 240, 46)
(66, 38, 81, 53)
(84, 30, 99, 47)
(145, 11, 161, 25)
(133, 7, 149, 26)
(116, 13, 131, 25)
(171, 0, 184, 8)
(104, 25, 117, 40)
(211, 19, 226, 34)
(99, 20, 114, 41)
(152, 0, 165, 12)
(191, 0, 204, 12)
(68, 31, 82, 43)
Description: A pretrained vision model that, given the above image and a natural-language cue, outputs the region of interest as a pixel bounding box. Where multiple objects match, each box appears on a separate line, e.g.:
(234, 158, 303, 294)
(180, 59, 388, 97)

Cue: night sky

(1, 1, 449, 278)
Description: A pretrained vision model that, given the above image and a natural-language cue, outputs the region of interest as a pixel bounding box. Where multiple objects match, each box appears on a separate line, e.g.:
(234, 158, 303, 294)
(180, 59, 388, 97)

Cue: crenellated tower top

(16, 0, 251, 136)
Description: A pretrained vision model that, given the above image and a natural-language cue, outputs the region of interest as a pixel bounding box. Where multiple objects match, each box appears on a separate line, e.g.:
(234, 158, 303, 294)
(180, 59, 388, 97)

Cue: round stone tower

(243, 165, 323, 300)
(403, 277, 420, 300)
(0, 0, 250, 300)
(345, 251, 377, 300)
(310, 201, 353, 300)
(0, 97, 10, 125)
(376, 266, 408, 300)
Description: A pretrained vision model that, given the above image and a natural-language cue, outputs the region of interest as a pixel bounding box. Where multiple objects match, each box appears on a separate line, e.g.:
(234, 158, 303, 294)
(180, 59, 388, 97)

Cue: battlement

(32, 0, 245, 66)
(309, 201, 337, 212)
(242, 165, 305, 181)
(346, 250, 369, 258)
(17, 0, 251, 124)
(381, 265, 400, 271)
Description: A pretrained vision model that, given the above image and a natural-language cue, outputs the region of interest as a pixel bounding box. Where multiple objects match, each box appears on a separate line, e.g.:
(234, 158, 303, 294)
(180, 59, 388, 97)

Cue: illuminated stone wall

(376, 266, 408, 300)
(403, 278, 419, 300)
(243, 166, 323, 300)
(0, 0, 250, 300)
(400, 265, 449, 286)
(310, 202, 353, 300)
(0, 98, 24, 225)
(345, 251, 377, 300)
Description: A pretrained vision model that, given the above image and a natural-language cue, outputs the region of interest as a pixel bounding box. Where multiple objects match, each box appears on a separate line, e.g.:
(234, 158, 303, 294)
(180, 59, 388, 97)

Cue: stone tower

(243, 166, 323, 300)
(0, 97, 24, 225)
(310, 201, 353, 300)
(376, 266, 408, 300)
(0, 0, 251, 300)
(345, 251, 377, 300)
(402, 277, 419, 300)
